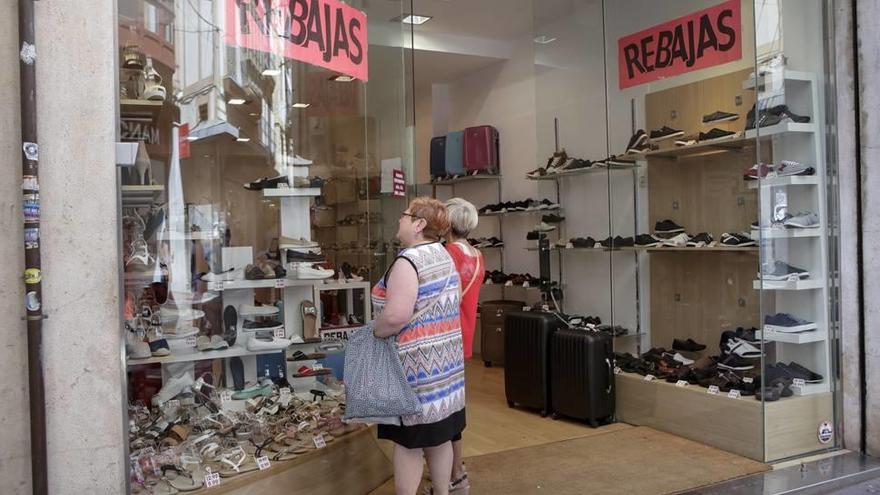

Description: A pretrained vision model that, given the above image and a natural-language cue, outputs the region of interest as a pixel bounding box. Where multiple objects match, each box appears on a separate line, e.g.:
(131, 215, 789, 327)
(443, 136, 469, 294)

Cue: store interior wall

(0, 1, 30, 492)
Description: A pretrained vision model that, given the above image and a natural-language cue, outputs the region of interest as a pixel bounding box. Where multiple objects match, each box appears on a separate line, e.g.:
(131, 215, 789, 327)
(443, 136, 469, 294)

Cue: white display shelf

(742, 70, 814, 90)
(207, 278, 322, 291)
(791, 382, 829, 396)
(430, 174, 501, 185)
(757, 329, 825, 344)
(752, 227, 823, 239)
(480, 207, 561, 217)
(747, 175, 820, 189)
(121, 184, 163, 207)
(263, 187, 322, 198)
(126, 345, 283, 367)
(158, 230, 219, 241)
(647, 246, 760, 253)
(744, 121, 818, 139)
(753, 279, 825, 290)
(317, 281, 371, 291)
(526, 164, 638, 180)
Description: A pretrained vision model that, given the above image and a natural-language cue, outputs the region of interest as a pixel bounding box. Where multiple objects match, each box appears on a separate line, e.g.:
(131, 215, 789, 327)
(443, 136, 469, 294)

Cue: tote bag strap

(461, 250, 482, 298)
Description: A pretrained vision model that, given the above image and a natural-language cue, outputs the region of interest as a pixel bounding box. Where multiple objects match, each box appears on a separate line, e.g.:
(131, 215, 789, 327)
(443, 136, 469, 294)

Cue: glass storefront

(119, 0, 841, 492)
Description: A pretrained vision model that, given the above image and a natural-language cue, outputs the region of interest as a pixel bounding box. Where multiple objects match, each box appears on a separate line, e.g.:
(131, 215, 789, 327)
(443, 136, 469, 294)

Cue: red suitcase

(463, 125, 499, 173)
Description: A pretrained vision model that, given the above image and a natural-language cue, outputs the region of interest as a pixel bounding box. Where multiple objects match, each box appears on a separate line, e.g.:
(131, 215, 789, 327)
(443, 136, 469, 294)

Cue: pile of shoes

(525, 149, 638, 179)
(743, 160, 815, 181)
(482, 270, 551, 288)
(468, 237, 504, 248)
(478, 198, 560, 215)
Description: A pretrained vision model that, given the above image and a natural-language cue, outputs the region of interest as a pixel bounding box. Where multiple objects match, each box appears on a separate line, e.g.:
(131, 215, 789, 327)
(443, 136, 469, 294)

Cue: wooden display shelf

(615, 371, 834, 461)
(637, 122, 817, 161)
(526, 164, 638, 181)
(746, 175, 820, 189)
(430, 174, 501, 185)
(480, 207, 561, 217)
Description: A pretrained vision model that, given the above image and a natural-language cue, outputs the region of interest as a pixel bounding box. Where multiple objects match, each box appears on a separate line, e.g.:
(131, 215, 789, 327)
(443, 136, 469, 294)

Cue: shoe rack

(615, 66, 834, 462)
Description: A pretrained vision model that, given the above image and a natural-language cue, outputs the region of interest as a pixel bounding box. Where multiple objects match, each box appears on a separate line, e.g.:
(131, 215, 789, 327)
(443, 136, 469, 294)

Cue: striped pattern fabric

(372, 242, 466, 426)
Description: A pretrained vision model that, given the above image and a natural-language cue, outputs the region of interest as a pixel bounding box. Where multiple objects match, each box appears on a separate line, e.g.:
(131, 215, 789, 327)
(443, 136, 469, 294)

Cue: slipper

(285, 351, 326, 361)
(271, 446, 300, 461)
(223, 305, 238, 346)
(164, 466, 204, 492)
(196, 335, 213, 352)
(210, 335, 229, 350)
(294, 366, 333, 377)
(150, 480, 179, 495)
(301, 301, 318, 340)
(217, 449, 259, 477)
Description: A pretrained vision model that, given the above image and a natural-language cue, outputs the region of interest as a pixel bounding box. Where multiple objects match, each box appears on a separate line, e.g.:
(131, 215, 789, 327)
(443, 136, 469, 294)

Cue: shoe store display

(660, 233, 689, 247)
(686, 233, 714, 247)
(764, 313, 817, 333)
(654, 219, 685, 235)
(625, 129, 649, 154)
(698, 128, 739, 142)
(759, 260, 810, 280)
(720, 232, 756, 247)
(702, 110, 739, 124)
(634, 234, 661, 247)
(783, 212, 820, 228)
(649, 126, 685, 141)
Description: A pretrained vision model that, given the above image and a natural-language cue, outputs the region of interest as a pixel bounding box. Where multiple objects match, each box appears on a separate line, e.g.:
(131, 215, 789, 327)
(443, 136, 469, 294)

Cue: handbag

(343, 265, 455, 424)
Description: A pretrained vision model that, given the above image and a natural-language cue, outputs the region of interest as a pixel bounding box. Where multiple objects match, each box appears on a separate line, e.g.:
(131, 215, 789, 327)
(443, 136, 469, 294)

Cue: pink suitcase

(463, 125, 499, 173)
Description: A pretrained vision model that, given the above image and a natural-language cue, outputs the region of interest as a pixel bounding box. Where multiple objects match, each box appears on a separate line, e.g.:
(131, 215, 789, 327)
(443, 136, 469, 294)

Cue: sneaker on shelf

(654, 219, 685, 235)
(775, 160, 815, 177)
(244, 264, 268, 280)
(239, 304, 280, 317)
(660, 233, 689, 247)
(564, 159, 593, 172)
(702, 110, 739, 124)
(526, 167, 548, 179)
(764, 313, 817, 333)
(538, 199, 560, 210)
(665, 352, 695, 366)
(686, 232, 714, 247)
(147, 328, 171, 357)
(723, 337, 763, 359)
(541, 214, 565, 224)
(698, 128, 740, 142)
(286, 250, 325, 263)
(649, 126, 684, 142)
(553, 157, 578, 173)
(247, 335, 293, 351)
(783, 212, 820, 228)
(768, 105, 811, 124)
(544, 150, 569, 174)
(743, 163, 772, 181)
(340, 262, 364, 281)
(288, 262, 335, 280)
(779, 361, 823, 383)
(606, 155, 637, 167)
(674, 134, 699, 147)
(243, 319, 284, 331)
(625, 129, 648, 154)
(487, 237, 504, 247)
(717, 353, 755, 371)
(244, 175, 288, 191)
(720, 232, 756, 247)
(672, 338, 706, 352)
(291, 154, 313, 166)
(280, 237, 320, 249)
(291, 176, 325, 188)
(126, 332, 151, 360)
(555, 238, 570, 249)
(294, 365, 334, 377)
(759, 260, 810, 281)
(571, 237, 596, 248)
(600, 236, 634, 249)
(634, 234, 661, 247)
(735, 326, 760, 344)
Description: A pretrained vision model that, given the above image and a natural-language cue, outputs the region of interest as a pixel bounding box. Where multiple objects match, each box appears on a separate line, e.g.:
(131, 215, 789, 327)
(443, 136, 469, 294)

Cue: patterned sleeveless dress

(373, 241, 467, 448)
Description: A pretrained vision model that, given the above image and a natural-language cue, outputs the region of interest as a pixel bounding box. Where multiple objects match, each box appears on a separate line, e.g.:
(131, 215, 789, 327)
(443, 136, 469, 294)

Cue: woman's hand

(373, 260, 418, 338)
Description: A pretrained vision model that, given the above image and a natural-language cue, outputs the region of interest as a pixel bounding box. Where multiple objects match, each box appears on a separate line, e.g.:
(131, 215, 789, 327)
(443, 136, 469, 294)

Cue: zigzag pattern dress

(374, 241, 467, 448)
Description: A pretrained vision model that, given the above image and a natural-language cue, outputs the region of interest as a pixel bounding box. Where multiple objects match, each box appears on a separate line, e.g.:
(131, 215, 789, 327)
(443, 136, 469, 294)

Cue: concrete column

(856, 0, 880, 457)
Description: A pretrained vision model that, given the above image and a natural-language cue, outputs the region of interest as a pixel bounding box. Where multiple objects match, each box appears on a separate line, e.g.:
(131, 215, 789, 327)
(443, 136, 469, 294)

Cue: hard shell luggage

(430, 136, 447, 178)
(463, 125, 500, 173)
(503, 311, 560, 417)
(445, 130, 465, 176)
(480, 300, 524, 367)
(550, 328, 615, 426)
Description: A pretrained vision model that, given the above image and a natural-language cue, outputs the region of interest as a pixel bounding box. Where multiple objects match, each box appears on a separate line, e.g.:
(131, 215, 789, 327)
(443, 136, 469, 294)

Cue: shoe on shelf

(660, 233, 689, 247)
(231, 379, 275, 400)
(649, 126, 684, 141)
(246, 335, 293, 351)
(634, 234, 661, 247)
(126, 332, 151, 360)
(606, 155, 637, 167)
(723, 337, 763, 359)
(542, 214, 565, 224)
(280, 237, 320, 249)
(243, 319, 284, 331)
(764, 313, 817, 333)
(672, 338, 706, 352)
(654, 219, 685, 235)
(720, 232, 756, 247)
(698, 128, 739, 142)
(702, 110, 739, 124)
(239, 304, 280, 317)
(783, 212, 820, 228)
(544, 150, 569, 174)
(780, 361, 824, 383)
(147, 329, 171, 357)
(565, 159, 594, 171)
(526, 167, 548, 179)
(686, 233, 714, 247)
(717, 353, 755, 371)
(539, 199, 561, 210)
(743, 163, 773, 181)
(201, 267, 243, 282)
(625, 129, 648, 154)
(286, 250, 325, 263)
(288, 262, 334, 280)
(533, 222, 557, 232)
(674, 134, 699, 147)
(291, 154, 313, 166)
(775, 160, 815, 177)
(571, 237, 596, 248)
(759, 261, 810, 281)
(244, 175, 288, 191)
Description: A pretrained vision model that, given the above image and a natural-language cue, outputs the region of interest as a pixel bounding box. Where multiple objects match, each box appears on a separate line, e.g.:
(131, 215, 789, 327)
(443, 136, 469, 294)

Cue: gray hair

(444, 197, 479, 237)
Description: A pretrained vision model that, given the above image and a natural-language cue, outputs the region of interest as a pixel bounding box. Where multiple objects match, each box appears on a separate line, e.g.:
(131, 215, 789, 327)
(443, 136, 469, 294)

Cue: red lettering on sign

(225, 0, 368, 81)
(618, 0, 740, 89)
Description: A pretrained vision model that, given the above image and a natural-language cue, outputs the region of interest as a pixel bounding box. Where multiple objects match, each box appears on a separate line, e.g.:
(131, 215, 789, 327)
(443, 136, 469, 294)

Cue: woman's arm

(373, 260, 419, 338)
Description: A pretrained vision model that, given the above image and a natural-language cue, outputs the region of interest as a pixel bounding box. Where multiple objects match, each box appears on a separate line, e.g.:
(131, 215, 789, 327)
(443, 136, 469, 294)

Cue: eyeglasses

(400, 212, 421, 220)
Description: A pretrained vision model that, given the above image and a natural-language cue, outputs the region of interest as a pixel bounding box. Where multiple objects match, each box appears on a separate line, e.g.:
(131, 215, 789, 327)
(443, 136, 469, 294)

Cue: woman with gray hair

(439, 197, 484, 493)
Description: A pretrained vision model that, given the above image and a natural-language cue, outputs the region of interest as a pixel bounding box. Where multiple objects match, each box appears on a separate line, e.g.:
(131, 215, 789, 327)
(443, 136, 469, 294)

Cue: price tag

(313, 434, 327, 449)
(313, 363, 323, 370)
(166, 399, 180, 410)
(707, 385, 720, 395)
(256, 456, 271, 470)
(298, 421, 310, 432)
(273, 327, 286, 339)
(219, 390, 232, 403)
(787, 274, 800, 283)
(185, 336, 198, 348)
(793, 378, 806, 387)
(274, 279, 286, 289)
(204, 470, 221, 488)
(613, 366, 621, 375)
(676, 380, 689, 388)
(522, 306, 532, 311)
(643, 374, 656, 382)
(214, 281, 224, 291)
(541, 305, 550, 312)
(728, 389, 741, 399)
(743, 377, 754, 384)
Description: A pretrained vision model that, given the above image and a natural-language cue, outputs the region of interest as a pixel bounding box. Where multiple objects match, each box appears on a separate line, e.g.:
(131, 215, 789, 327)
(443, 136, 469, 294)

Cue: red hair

(408, 197, 450, 240)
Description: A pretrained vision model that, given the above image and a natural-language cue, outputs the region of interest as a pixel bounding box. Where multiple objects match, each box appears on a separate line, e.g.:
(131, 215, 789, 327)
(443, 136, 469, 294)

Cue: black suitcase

(480, 300, 524, 367)
(430, 136, 447, 178)
(550, 328, 615, 426)
(503, 311, 560, 417)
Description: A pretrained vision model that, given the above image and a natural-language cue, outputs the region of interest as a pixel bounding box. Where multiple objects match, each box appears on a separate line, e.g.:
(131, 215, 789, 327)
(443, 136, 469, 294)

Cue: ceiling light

(391, 14, 432, 25)
(292, 102, 310, 108)
(228, 98, 246, 105)
(534, 35, 558, 44)
(329, 75, 355, 82)
(261, 68, 281, 76)
(236, 137, 251, 142)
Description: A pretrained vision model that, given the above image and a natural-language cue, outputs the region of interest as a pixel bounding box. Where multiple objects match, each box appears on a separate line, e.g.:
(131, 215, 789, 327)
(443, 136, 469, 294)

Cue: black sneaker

(702, 111, 739, 124)
(244, 175, 288, 191)
(698, 128, 737, 142)
(672, 338, 706, 352)
(780, 362, 823, 383)
(654, 219, 685, 234)
(767, 105, 811, 123)
(566, 159, 593, 171)
(571, 237, 596, 248)
(600, 236, 633, 248)
(487, 237, 504, 247)
(717, 354, 755, 371)
(286, 250, 325, 263)
(686, 232, 714, 247)
(542, 214, 565, 223)
(634, 234, 661, 247)
(539, 199, 560, 210)
(759, 261, 810, 281)
(606, 155, 637, 167)
(720, 232, 756, 247)
(625, 129, 648, 154)
(649, 126, 684, 141)
(526, 231, 542, 240)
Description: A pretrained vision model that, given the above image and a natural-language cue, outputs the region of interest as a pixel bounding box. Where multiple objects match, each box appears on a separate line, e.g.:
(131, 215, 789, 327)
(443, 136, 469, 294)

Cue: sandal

(163, 466, 204, 492)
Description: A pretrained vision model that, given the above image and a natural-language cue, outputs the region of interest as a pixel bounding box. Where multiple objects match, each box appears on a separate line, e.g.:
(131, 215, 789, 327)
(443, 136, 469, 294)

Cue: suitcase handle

(605, 358, 613, 394)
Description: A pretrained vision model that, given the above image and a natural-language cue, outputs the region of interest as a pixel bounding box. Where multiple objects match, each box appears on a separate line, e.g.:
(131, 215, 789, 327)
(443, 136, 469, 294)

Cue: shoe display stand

(613, 67, 834, 461)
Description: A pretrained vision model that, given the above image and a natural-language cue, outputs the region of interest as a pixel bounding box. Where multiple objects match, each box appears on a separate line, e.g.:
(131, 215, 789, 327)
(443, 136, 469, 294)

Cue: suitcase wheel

(484, 361, 492, 367)
(540, 410, 548, 418)
(551, 413, 560, 420)
(589, 419, 599, 428)
(507, 401, 514, 408)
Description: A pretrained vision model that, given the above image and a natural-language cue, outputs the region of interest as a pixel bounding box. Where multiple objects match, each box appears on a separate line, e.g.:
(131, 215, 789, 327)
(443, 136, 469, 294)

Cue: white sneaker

(661, 233, 689, 247)
(161, 326, 199, 339)
(152, 374, 194, 406)
(280, 237, 320, 249)
(247, 335, 293, 351)
(160, 308, 205, 324)
(724, 338, 763, 358)
(126, 333, 151, 360)
(288, 262, 334, 280)
(201, 268, 243, 282)
(672, 353, 694, 366)
(239, 304, 280, 317)
(783, 212, 820, 228)
(291, 155, 313, 166)
(533, 222, 556, 232)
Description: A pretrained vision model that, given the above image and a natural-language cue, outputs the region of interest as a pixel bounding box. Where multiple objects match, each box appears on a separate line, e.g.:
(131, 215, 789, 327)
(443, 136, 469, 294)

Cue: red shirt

(445, 241, 484, 359)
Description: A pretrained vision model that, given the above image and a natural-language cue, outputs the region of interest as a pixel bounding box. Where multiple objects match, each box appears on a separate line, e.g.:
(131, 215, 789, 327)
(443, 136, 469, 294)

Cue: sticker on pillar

(24, 268, 41, 284)
(22, 175, 38, 191)
(23, 142, 39, 161)
(26, 291, 40, 311)
(818, 421, 834, 444)
(23, 194, 39, 223)
(20, 41, 36, 64)
(24, 227, 39, 249)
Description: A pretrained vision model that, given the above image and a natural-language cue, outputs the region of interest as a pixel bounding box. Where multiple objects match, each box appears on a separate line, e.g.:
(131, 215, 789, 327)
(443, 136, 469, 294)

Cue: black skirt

(378, 408, 466, 449)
